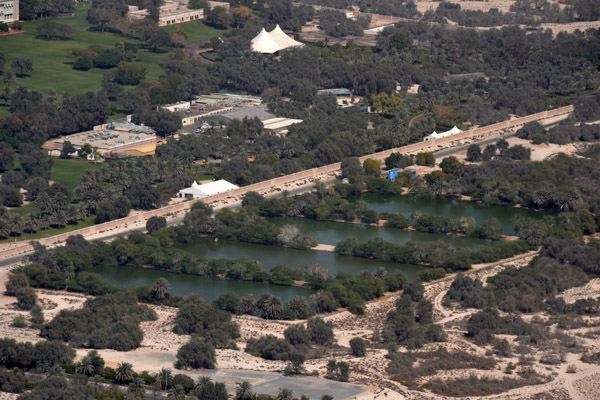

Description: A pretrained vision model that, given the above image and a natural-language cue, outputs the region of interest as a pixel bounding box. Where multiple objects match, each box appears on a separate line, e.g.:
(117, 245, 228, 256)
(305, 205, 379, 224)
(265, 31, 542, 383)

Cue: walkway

(184, 41, 215, 64)
(189, 369, 366, 399)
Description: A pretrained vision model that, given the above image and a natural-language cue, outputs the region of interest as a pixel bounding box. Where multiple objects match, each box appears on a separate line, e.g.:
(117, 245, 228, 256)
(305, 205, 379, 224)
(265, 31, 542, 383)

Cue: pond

(177, 237, 424, 279)
(354, 193, 552, 235)
(269, 217, 497, 249)
(93, 264, 315, 302)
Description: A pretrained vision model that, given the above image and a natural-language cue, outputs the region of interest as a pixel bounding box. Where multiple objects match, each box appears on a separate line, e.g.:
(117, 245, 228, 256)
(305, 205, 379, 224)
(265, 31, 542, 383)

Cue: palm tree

(35, 191, 53, 216)
(92, 374, 103, 390)
(156, 367, 173, 391)
(167, 384, 186, 400)
(9, 214, 24, 236)
(115, 362, 134, 383)
(128, 376, 145, 397)
(0, 219, 10, 239)
(277, 388, 294, 400)
(153, 278, 171, 302)
(47, 364, 64, 377)
(234, 381, 254, 400)
(24, 213, 39, 233)
(53, 209, 69, 227)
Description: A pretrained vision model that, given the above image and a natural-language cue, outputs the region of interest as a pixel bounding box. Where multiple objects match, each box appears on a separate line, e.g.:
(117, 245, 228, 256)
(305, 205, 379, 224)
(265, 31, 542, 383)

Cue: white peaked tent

(251, 28, 281, 54)
(424, 126, 463, 141)
(251, 25, 304, 54)
(177, 179, 238, 199)
(269, 25, 303, 49)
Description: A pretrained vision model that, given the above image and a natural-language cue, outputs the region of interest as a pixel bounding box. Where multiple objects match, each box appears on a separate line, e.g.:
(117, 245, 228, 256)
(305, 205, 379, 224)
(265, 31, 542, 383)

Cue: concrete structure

(208, 0, 229, 10)
(424, 126, 462, 142)
(0, 0, 18, 23)
(128, 0, 229, 26)
(128, 1, 203, 26)
(43, 122, 157, 155)
(262, 117, 303, 135)
(177, 179, 238, 199)
(251, 25, 304, 54)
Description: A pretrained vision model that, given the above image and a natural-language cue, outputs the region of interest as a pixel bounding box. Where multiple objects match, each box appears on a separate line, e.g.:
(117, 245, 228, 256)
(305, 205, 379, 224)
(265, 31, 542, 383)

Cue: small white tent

(251, 26, 304, 54)
(424, 126, 463, 141)
(177, 179, 238, 199)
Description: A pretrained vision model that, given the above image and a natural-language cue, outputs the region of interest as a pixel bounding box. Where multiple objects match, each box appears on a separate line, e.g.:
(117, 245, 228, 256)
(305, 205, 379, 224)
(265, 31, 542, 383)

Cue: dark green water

(177, 237, 424, 279)
(93, 265, 315, 302)
(355, 193, 552, 235)
(269, 217, 497, 248)
(93, 195, 549, 300)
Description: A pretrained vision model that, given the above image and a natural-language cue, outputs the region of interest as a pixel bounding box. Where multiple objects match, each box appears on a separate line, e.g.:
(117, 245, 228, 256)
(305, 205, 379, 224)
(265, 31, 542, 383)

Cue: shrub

(307, 317, 334, 345)
(11, 315, 27, 328)
(349, 337, 367, 357)
(176, 337, 216, 369)
(15, 287, 37, 310)
(5, 273, 29, 296)
(245, 335, 292, 360)
(418, 268, 446, 282)
(284, 325, 311, 346)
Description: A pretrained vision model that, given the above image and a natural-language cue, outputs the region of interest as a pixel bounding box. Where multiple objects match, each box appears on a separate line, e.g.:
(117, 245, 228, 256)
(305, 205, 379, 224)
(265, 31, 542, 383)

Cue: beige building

(128, 0, 229, 27)
(0, 0, 19, 24)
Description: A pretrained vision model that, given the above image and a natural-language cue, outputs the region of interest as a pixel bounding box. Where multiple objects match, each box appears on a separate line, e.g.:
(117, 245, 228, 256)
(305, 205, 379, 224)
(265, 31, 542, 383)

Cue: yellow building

(126, 143, 159, 157)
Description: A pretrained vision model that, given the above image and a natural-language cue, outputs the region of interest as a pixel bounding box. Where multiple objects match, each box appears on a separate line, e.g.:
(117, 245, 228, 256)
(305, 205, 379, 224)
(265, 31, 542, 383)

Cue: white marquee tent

(177, 179, 238, 199)
(424, 126, 462, 141)
(251, 25, 304, 54)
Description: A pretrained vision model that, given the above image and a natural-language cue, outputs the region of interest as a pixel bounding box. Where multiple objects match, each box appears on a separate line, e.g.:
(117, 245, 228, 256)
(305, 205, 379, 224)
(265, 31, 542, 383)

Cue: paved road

(187, 370, 366, 399)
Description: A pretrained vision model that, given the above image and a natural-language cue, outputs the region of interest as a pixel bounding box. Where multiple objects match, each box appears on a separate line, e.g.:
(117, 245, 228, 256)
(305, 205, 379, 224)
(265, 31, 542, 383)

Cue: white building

(251, 25, 304, 54)
(177, 179, 238, 199)
(423, 126, 462, 142)
(0, 0, 19, 24)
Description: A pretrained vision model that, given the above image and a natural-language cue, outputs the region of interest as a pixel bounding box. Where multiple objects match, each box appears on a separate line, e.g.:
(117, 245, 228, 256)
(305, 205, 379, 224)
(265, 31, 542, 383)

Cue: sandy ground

(2, 248, 600, 399)
(450, 135, 581, 165)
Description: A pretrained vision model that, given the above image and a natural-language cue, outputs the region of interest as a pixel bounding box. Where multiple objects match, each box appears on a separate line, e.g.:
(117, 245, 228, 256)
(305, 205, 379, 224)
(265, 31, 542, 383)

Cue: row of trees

(335, 236, 531, 271)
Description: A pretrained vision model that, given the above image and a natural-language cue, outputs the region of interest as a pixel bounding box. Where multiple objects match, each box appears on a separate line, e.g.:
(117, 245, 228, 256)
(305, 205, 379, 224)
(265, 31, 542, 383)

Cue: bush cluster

(40, 291, 157, 351)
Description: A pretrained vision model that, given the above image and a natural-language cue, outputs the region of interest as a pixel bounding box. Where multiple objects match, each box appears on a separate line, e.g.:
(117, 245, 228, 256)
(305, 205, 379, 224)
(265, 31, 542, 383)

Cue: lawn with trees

(0, 2, 224, 97)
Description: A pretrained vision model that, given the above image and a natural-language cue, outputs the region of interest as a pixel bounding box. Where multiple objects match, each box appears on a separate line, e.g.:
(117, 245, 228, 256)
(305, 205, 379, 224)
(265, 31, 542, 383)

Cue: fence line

(0, 105, 573, 260)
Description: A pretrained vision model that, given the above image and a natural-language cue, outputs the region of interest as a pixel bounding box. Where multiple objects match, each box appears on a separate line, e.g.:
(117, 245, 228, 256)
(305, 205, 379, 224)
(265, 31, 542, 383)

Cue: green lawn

(8, 202, 40, 216)
(0, 2, 225, 96)
(51, 158, 104, 191)
(0, 216, 96, 243)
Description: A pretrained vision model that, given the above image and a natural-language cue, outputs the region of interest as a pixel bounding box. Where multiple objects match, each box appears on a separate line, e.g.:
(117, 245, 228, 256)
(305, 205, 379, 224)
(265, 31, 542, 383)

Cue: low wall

(0, 105, 573, 260)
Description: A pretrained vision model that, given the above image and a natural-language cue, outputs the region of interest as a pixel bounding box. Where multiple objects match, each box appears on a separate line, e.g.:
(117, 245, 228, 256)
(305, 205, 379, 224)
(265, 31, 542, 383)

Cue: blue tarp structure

(388, 169, 400, 180)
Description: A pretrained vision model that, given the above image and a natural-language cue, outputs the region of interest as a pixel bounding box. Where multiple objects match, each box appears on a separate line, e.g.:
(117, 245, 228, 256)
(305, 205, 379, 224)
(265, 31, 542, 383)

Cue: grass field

(0, 216, 96, 243)
(51, 158, 104, 191)
(0, 2, 225, 96)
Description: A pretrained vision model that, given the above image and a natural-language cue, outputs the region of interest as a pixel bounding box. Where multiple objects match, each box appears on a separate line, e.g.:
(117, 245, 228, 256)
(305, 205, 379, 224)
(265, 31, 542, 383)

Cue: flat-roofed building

(0, 0, 19, 24)
(128, 0, 229, 26)
(43, 122, 158, 155)
(262, 117, 303, 135)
